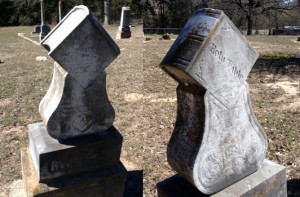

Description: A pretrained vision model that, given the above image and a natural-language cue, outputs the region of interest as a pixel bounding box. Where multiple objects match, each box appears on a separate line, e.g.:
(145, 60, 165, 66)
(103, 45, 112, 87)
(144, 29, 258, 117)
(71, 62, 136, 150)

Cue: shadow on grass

(156, 174, 209, 197)
(253, 57, 300, 80)
(287, 179, 300, 197)
(124, 170, 143, 197)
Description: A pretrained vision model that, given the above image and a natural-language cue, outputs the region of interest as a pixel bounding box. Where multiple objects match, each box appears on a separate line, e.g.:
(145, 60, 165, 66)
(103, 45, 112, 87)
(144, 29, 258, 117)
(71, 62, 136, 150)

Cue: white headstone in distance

(116, 7, 131, 39)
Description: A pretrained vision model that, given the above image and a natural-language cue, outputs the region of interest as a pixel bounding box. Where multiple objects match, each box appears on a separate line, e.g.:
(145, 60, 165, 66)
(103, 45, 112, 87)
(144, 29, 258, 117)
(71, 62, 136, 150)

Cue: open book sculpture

(40, 5, 119, 140)
(160, 8, 267, 194)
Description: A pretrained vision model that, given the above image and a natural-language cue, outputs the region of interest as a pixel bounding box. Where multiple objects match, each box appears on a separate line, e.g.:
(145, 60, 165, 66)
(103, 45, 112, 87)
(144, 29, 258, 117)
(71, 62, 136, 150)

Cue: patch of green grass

(0, 82, 16, 99)
(261, 52, 294, 60)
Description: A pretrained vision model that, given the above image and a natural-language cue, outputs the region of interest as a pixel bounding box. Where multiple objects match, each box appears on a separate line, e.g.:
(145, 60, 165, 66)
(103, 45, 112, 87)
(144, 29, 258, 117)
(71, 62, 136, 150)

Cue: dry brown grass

(0, 26, 299, 196)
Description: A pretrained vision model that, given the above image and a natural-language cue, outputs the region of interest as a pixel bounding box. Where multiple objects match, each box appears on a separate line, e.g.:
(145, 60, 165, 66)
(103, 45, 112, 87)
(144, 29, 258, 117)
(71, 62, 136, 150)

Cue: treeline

(144, 0, 300, 35)
(0, 0, 143, 26)
(1, 0, 300, 34)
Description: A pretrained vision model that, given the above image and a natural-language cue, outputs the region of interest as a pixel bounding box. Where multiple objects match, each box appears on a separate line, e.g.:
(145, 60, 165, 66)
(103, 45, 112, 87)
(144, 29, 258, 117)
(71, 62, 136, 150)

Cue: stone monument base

(157, 160, 286, 197)
(28, 122, 123, 182)
(21, 148, 127, 197)
(116, 30, 131, 39)
(22, 122, 127, 197)
(32, 26, 41, 34)
(39, 25, 51, 41)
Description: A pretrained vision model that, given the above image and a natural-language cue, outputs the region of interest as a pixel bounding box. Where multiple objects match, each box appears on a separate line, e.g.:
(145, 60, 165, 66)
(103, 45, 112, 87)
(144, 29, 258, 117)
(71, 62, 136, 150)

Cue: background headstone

(116, 7, 131, 39)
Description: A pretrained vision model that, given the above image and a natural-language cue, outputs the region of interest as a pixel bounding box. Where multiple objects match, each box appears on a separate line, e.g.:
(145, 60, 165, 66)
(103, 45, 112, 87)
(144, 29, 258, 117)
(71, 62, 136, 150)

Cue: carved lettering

(49, 160, 70, 172)
(210, 43, 226, 63)
(209, 43, 244, 79)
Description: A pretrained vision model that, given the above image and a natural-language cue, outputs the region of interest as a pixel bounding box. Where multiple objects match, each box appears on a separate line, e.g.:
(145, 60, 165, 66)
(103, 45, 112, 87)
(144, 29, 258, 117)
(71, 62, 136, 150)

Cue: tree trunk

(247, 0, 254, 35)
(40, 0, 44, 26)
(275, 11, 279, 29)
(59, 0, 62, 22)
(160, 0, 165, 27)
(104, 0, 110, 25)
(247, 14, 253, 35)
(202, 0, 208, 8)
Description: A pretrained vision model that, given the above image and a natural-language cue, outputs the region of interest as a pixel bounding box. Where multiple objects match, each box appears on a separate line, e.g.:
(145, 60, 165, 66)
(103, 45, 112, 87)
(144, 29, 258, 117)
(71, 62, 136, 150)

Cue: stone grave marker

(21, 5, 127, 196)
(32, 26, 41, 34)
(157, 8, 286, 196)
(116, 7, 131, 39)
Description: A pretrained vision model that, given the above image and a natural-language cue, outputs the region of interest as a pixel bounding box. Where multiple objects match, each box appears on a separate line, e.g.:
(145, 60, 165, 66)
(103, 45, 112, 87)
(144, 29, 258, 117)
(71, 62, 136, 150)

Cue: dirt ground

(0, 25, 299, 196)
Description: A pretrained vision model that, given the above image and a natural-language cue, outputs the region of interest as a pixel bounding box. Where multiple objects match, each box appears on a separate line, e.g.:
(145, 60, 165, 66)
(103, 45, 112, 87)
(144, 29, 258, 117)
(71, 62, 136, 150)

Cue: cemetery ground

(0, 25, 299, 196)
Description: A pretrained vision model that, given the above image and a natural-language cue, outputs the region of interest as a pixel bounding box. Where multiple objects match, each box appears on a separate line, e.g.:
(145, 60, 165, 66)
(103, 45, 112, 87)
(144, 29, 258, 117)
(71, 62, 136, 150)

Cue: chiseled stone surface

(160, 8, 267, 194)
(29, 122, 123, 182)
(40, 5, 120, 140)
(157, 160, 286, 197)
(116, 7, 131, 39)
(22, 148, 127, 197)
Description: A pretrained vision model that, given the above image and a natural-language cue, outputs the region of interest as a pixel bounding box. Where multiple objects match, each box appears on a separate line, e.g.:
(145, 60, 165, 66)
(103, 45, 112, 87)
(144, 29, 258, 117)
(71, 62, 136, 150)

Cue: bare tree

(212, 0, 299, 35)
(59, 0, 62, 21)
(104, 0, 110, 25)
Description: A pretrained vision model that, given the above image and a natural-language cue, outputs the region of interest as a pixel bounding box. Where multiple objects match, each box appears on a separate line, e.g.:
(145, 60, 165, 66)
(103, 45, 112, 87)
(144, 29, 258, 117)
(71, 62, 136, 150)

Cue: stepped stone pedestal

(22, 123, 127, 197)
(157, 160, 287, 197)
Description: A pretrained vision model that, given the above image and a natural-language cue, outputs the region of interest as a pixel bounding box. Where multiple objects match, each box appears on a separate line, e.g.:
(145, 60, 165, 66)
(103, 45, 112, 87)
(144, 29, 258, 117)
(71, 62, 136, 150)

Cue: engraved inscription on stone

(48, 160, 70, 172)
(40, 6, 120, 140)
(160, 9, 267, 194)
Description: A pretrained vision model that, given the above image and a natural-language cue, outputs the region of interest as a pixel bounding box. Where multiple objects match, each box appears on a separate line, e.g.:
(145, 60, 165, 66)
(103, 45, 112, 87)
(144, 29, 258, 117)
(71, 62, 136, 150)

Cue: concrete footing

(22, 148, 127, 196)
(157, 160, 287, 197)
(22, 122, 127, 197)
(116, 30, 131, 39)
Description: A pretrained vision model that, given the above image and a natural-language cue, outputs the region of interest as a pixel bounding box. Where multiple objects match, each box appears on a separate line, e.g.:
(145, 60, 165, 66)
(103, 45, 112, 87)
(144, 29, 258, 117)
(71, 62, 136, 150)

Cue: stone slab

(22, 148, 127, 197)
(116, 7, 131, 39)
(157, 160, 287, 197)
(32, 26, 41, 34)
(29, 122, 123, 182)
(116, 30, 131, 39)
(118, 7, 131, 31)
(39, 25, 51, 41)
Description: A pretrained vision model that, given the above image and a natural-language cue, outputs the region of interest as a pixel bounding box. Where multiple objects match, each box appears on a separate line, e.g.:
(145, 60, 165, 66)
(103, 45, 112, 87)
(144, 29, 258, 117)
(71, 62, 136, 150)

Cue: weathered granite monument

(116, 7, 131, 39)
(21, 5, 127, 196)
(157, 8, 287, 196)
